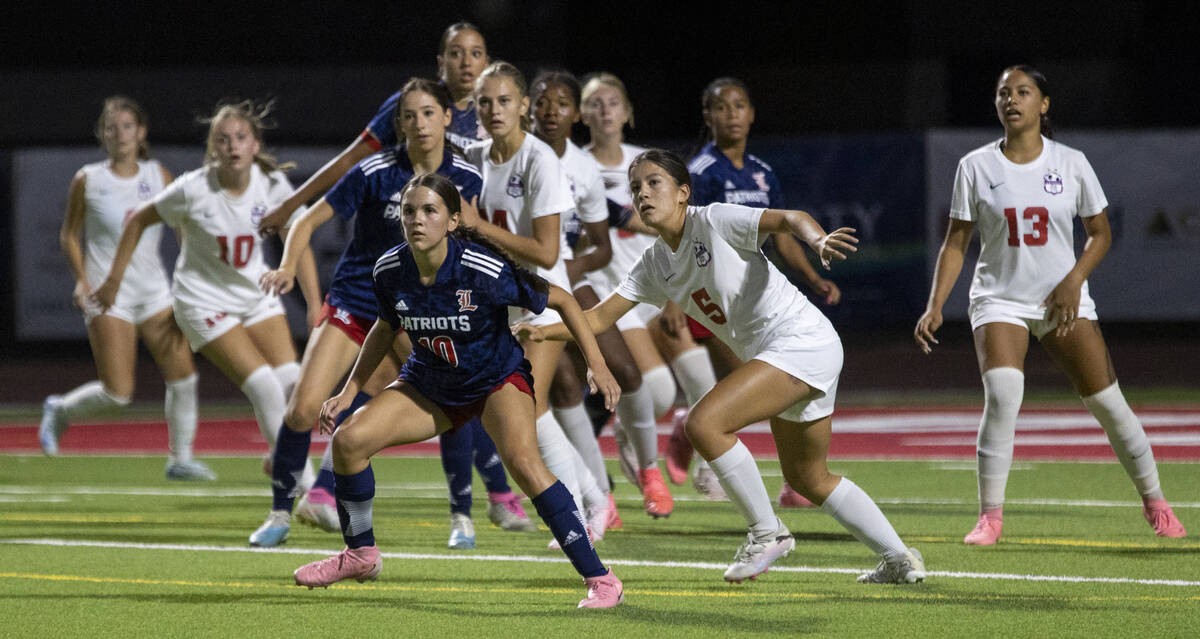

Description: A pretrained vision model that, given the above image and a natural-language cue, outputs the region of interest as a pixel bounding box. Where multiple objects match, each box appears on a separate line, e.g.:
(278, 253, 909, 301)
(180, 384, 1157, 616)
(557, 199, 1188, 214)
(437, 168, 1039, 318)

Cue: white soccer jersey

(152, 163, 297, 312)
(559, 140, 609, 261)
(81, 159, 169, 305)
(465, 134, 574, 289)
(950, 136, 1107, 315)
(616, 203, 837, 359)
(584, 143, 656, 297)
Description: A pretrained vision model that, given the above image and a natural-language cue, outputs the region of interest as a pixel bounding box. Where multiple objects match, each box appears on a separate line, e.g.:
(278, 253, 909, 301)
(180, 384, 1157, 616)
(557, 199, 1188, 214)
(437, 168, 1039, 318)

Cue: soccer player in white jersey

(532, 70, 674, 527)
(915, 65, 1186, 543)
(460, 61, 609, 534)
(39, 96, 213, 480)
(92, 100, 323, 545)
(519, 149, 926, 584)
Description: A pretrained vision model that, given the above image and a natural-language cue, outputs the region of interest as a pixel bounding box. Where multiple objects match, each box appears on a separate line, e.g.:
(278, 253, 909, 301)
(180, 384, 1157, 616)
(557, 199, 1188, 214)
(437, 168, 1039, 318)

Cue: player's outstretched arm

(258, 139, 374, 236)
(546, 284, 622, 410)
(770, 232, 842, 305)
(759, 208, 858, 270)
(260, 199, 335, 295)
(320, 319, 395, 433)
(914, 218, 974, 354)
(90, 204, 162, 311)
(516, 289, 636, 343)
(460, 198, 561, 269)
(565, 220, 613, 283)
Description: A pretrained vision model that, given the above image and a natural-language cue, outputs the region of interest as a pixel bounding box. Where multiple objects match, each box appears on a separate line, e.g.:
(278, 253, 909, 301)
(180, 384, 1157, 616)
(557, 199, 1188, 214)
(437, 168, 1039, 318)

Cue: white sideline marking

(2, 538, 1197, 588)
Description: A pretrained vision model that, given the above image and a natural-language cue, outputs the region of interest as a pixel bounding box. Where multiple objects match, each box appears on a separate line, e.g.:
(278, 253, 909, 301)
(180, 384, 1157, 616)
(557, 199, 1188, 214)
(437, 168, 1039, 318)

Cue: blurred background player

(90, 99, 322, 546)
(259, 77, 535, 548)
(914, 65, 1186, 544)
(521, 149, 925, 585)
(461, 61, 612, 539)
(39, 96, 213, 481)
(293, 173, 624, 608)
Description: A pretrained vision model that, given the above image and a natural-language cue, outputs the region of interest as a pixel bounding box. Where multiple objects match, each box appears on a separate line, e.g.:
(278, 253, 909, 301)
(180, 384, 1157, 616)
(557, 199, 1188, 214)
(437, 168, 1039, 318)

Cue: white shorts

(174, 294, 285, 351)
(509, 305, 563, 328)
(615, 302, 661, 333)
(83, 290, 174, 327)
(752, 336, 842, 423)
(969, 297, 1099, 340)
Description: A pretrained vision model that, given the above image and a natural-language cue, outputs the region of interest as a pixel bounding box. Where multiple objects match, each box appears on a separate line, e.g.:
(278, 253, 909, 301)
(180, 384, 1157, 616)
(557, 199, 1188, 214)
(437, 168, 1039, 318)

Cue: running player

(292, 173, 624, 608)
(519, 149, 925, 584)
(39, 96, 212, 480)
(461, 61, 611, 534)
(91, 100, 322, 543)
(666, 78, 843, 504)
(532, 70, 673, 525)
(914, 65, 1186, 543)
(258, 78, 535, 548)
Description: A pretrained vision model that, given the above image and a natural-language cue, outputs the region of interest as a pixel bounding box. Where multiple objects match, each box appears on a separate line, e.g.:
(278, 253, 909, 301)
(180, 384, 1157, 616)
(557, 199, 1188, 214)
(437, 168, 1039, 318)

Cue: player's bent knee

(283, 397, 322, 432)
(610, 359, 642, 392)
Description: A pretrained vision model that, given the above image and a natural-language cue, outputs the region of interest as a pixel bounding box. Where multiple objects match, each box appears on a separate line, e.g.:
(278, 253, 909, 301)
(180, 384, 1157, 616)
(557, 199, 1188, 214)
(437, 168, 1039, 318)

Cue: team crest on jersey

(137, 180, 152, 200)
(456, 289, 478, 312)
(506, 174, 525, 197)
(752, 172, 770, 191)
(383, 191, 404, 221)
(692, 240, 712, 267)
(251, 203, 267, 225)
(1043, 170, 1063, 195)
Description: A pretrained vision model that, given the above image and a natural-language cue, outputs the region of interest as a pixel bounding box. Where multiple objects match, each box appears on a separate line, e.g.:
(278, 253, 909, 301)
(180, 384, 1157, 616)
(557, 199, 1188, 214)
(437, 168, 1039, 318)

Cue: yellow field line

(2, 572, 1197, 603)
(908, 536, 1200, 550)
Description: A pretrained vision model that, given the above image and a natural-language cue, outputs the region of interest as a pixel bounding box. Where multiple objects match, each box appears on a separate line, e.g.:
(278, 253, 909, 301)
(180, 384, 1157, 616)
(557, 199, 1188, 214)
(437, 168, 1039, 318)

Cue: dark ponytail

(999, 65, 1053, 139)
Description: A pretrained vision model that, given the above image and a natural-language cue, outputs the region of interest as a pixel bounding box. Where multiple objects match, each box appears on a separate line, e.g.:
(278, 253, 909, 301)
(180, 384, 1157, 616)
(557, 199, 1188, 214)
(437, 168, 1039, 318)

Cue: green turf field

(1, 454, 1196, 638)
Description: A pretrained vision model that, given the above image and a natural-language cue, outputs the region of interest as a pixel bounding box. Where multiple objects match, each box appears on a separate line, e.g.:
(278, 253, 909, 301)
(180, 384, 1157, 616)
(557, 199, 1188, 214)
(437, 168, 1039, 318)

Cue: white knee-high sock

(240, 366, 286, 446)
(642, 365, 678, 419)
(615, 387, 659, 470)
(569, 443, 606, 509)
(272, 362, 301, 400)
(164, 374, 198, 463)
(708, 439, 777, 537)
(670, 347, 717, 407)
(554, 402, 610, 493)
(1082, 381, 1164, 500)
(59, 380, 130, 420)
(536, 412, 584, 511)
(320, 440, 334, 473)
(977, 367, 1024, 512)
(820, 477, 908, 561)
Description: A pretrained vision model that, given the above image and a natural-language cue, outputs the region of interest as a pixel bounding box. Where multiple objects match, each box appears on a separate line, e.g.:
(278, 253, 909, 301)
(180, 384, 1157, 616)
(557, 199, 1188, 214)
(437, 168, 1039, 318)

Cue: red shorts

(317, 298, 375, 346)
(427, 371, 536, 432)
(687, 316, 713, 339)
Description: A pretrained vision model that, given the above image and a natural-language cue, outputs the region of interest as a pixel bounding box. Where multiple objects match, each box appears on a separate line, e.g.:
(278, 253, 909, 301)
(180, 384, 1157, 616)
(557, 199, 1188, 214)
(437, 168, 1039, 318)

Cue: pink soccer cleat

(1143, 498, 1186, 538)
(487, 491, 538, 532)
(778, 482, 816, 508)
(293, 545, 382, 589)
(578, 569, 624, 609)
(295, 487, 341, 533)
(639, 468, 674, 518)
(605, 492, 623, 531)
(964, 508, 1003, 545)
(664, 408, 693, 485)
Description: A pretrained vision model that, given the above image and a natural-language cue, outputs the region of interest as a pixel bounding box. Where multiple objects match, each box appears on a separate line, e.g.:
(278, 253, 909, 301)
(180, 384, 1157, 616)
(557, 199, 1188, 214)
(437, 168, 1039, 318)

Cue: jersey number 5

(217, 235, 255, 267)
(690, 288, 728, 325)
(418, 335, 459, 367)
(1004, 207, 1049, 247)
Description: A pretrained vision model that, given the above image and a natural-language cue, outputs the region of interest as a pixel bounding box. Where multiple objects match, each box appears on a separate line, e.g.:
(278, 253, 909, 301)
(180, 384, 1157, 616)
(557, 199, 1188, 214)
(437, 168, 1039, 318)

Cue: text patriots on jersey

(383, 190, 404, 221)
(399, 315, 472, 332)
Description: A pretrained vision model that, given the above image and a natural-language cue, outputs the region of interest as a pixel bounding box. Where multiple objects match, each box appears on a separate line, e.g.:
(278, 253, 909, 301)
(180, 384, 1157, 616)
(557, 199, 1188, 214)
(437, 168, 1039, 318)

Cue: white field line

(1, 484, 1197, 510)
(1, 538, 1197, 588)
(911, 433, 1200, 447)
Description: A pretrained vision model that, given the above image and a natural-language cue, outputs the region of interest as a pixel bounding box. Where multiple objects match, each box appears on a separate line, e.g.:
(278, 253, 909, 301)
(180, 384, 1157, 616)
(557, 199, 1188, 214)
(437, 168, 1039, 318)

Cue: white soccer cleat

(165, 459, 217, 481)
(691, 462, 727, 501)
(249, 509, 291, 547)
(723, 522, 795, 583)
(38, 395, 66, 456)
(612, 423, 640, 489)
(295, 487, 341, 533)
(448, 513, 476, 550)
(856, 547, 926, 584)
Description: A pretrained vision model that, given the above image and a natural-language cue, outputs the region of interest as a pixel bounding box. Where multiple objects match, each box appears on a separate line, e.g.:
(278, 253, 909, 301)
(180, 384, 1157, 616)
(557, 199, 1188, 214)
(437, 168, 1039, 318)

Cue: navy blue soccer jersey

(688, 142, 784, 209)
(323, 145, 482, 319)
(361, 86, 482, 152)
(373, 236, 549, 406)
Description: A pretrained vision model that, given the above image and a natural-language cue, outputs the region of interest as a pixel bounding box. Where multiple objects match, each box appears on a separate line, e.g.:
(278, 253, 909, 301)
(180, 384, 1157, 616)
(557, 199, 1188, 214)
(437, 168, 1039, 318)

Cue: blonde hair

(475, 61, 531, 132)
(200, 99, 293, 173)
(581, 72, 635, 129)
(95, 95, 151, 160)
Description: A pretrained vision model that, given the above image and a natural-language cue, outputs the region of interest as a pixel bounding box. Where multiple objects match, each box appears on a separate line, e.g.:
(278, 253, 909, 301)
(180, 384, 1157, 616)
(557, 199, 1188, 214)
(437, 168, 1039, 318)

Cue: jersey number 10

(217, 234, 255, 267)
(418, 335, 459, 367)
(1003, 207, 1049, 247)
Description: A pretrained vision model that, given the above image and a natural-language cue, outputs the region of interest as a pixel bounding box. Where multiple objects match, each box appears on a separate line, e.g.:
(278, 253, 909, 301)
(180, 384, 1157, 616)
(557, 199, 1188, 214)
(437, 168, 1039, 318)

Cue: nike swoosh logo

(665, 273, 678, 282)
(989, 182, 1005, 190)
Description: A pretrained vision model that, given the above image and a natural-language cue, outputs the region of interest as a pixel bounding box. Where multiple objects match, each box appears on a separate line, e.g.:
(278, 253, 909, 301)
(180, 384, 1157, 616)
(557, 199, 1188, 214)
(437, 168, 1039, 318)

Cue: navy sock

(271, 424, 312, 512)
(313, 444, 336, 494)
(334, 465, 376, 548)
(334, 391, 373, 428)
(469, 419, 511, 494)
(532, 481, 606, 578)
(439, 422, 474, 516)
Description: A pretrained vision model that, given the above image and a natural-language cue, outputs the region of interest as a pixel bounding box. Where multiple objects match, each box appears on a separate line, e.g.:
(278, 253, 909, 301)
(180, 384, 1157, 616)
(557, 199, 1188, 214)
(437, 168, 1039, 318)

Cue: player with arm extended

(532, 69, 673, 527)
(92, 100, 322, 545)
(39, 96, 212, 480)
(519, 149, 925, 585)
(914, 65, 1185, 544)
(292, 173, 624, 608)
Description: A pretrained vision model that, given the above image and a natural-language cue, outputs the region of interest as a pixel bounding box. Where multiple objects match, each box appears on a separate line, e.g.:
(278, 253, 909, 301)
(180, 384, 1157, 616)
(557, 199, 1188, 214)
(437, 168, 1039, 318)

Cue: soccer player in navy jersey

(292, 173, 624, 609)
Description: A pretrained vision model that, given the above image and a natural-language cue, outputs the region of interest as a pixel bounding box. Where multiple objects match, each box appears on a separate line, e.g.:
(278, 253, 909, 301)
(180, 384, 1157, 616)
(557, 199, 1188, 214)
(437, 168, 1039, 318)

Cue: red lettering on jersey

(690, 288, 728, 325)
(456, 290, 478, 312)
(1003, 207, 1050, 247)
(417, 335, 459, 366)
(217, 235, 255, 267)
(487, 209, 510, 232)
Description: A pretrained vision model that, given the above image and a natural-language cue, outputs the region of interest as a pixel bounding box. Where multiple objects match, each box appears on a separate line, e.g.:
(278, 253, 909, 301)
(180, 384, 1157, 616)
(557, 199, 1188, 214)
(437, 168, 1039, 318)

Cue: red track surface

(5, 406, 1200, 461)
